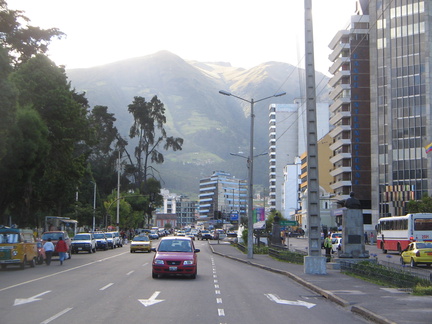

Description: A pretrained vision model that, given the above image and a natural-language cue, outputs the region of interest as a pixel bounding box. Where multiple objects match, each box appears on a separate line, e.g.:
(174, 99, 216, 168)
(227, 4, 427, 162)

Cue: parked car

(130, 235, 152, 253)
(71, 233, 96, 254)
(400, 241, 432, 267)
(104, 232, 116, 249)
(198, 230, 213, 240)
(93, 232, 108, 250)
(0, 227, 38, 269)
(151, 237, 200, 279)
(332, 237, 342, 253)
(36, 239, 46, 264)
(107, 231, 122, 248)
(41, 231, 72, 259)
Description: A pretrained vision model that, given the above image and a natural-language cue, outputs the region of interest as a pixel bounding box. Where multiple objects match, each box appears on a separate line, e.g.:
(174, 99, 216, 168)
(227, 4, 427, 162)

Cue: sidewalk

(208, 240, 432, 324)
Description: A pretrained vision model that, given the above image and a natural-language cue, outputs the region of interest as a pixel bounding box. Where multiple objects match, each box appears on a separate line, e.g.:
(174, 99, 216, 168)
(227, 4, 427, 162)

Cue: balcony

(329, 125, 351, 138)
(330, 166, 352, 177)
(330, 180, 352, 191)
(329, 56, 350, 75)
(329, 83, 351, 101)
(330, 152, 352, 164)
(328, 70, 350, 88)
(329, 110, 351, 125)
(329, 138, 351, 151)
(328, 42, 351, 62)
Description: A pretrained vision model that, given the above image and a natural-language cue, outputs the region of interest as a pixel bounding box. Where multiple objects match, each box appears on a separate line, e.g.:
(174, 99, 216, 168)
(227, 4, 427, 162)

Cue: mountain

(66, 50, 330, 196)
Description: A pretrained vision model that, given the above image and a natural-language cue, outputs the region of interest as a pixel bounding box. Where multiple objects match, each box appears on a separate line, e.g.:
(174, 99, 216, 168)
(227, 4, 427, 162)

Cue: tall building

(369, 0, 431, 219)
(198, 171, 247, 221)
(327, 1, 372, 229)
(268, 101, 329, 213)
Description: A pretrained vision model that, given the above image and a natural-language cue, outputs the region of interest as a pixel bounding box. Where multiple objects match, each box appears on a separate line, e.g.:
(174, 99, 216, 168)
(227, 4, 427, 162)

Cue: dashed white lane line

(126, 270, 134, 276)
(218, 309, 225, 316)
(40, 307, 73, 324)
(99, 283, 114, 291)
(216, 298, 223, 304)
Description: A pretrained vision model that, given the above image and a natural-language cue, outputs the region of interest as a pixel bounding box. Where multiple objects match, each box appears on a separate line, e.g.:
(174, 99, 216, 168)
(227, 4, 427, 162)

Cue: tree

(8, 54, 90, 220)
(406, 195, 432, 213)
(0, 0, 64, 66)
(125, 96, 183, 189)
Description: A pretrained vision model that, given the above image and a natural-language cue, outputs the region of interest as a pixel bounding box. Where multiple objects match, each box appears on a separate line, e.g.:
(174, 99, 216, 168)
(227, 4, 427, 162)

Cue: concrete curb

(210, 244, 392, 324)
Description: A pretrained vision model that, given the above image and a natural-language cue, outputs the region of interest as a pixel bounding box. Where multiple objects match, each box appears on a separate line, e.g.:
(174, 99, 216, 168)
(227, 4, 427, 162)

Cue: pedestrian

(56, 237, 68, 265)
(370, 232, 374, 244)
(43, 238, 54, 265)
(364, 232, 369, 244)
(324, 234, 332, 262)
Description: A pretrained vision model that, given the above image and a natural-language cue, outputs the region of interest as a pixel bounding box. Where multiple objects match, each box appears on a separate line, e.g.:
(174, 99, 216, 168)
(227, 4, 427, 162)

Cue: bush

(413, 283, 432, 296)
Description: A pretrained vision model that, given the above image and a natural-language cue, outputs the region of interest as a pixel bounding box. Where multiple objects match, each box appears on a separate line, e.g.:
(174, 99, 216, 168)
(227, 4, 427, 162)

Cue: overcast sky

(7, 0, 358, 75)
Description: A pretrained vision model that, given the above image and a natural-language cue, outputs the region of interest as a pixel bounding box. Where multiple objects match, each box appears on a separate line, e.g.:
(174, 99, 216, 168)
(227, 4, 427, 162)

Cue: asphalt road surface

(0, 240, 371, 324)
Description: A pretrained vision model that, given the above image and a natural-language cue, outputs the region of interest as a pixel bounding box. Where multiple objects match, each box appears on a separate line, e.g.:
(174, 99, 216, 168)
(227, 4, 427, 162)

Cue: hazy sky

(7, 0, 358, 75)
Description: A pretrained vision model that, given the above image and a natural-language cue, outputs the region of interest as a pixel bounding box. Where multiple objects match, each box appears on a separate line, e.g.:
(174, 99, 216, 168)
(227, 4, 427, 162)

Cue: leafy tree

(125, 95, 183, 189)
(0, 45, 16, 162)
(0, 105, 49, 225)
(9, 54, 90, 219)
(406, 195, 432, 213)
(0, 0, 64, 66)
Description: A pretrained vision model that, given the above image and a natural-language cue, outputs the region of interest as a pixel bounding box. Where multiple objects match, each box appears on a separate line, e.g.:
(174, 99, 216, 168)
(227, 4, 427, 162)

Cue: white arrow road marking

(14, 290, 51, 306)
(265, 293, 316, 309)
(138, 291, 164, 307)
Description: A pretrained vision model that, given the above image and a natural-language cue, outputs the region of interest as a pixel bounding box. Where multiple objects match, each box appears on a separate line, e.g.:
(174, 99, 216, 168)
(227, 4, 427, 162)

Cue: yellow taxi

(400, 241, 432, 267)
(130, 235, 152, 253)
(0, 226, 38, 269)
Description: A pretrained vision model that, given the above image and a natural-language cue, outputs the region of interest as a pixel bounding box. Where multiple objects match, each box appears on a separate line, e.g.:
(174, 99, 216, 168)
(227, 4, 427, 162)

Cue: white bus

(376, 213, 432, 253)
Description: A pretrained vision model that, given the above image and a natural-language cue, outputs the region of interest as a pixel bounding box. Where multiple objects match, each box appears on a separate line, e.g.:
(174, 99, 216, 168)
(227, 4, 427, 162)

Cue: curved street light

(220, 90, 286, 259)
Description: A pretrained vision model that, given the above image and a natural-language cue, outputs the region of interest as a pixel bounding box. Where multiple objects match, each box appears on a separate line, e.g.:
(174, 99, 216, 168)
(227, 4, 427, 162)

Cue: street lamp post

(219, 90, 286, 259)
(91, 181, 96, 232)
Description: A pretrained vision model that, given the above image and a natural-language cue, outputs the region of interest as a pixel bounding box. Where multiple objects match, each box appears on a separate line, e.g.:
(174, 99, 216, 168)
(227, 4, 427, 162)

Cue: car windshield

(416, 242, 432, 249)
(105, 233, 113, 238)
(158, 240, 192, 252)
(94, 234, 105, 239)
(0, 233, 19, 243)
(73, 234, 90, 240)
(133, 236, 149, 242)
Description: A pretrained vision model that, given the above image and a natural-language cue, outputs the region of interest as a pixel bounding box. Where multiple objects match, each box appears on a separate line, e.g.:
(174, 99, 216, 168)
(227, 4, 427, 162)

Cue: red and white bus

(376, 213, 432, 253)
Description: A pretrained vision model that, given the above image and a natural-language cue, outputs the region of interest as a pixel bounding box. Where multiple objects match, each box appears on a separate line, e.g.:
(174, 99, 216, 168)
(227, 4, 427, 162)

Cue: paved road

(0, 240, 372, 324)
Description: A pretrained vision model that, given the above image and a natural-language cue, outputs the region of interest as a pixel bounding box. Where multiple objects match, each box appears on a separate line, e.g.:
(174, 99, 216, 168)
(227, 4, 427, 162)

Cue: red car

(151, 237, 200, 279)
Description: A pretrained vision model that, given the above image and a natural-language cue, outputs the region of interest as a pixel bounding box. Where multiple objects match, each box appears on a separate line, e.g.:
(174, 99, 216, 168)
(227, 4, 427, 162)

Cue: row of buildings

(155, 0, 432, 235)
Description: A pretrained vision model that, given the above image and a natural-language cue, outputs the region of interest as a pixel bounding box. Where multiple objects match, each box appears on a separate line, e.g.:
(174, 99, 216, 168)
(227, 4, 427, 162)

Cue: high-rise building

(369, 0, 431, 219)
(198, 171, 247, 221)
(327, 1, 372, 228)
(268, 101, 329, 213)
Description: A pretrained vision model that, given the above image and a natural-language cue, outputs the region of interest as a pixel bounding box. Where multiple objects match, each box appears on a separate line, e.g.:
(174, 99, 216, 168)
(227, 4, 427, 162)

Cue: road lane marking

(126, 271, 134, 276)
(138, 291, 164, 307)
(40, 307, 73, 324)
(14, 290, 51, 306)
(215, 290, 221, 294)
(0, 252, 129, 292)
(216, 298, 223, 304)
(218, 309, 225, 316)
(99, 283, 114, 291)
(265, 293, 316, 308)
(215, 284, 219, 288)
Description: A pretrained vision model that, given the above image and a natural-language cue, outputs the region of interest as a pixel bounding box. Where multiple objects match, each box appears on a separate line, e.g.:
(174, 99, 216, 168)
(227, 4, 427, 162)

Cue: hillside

(66, 50, 330, 195)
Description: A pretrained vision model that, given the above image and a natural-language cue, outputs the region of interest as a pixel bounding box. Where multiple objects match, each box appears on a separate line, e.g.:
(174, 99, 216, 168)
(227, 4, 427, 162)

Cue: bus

(44, 216, 78, 236)
(376, 213, 432, 253)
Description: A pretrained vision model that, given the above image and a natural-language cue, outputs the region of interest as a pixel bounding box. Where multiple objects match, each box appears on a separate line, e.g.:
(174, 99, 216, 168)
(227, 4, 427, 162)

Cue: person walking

(43, 238, 55, 265)
(324, 234, 332, 262)
(56, 237, 68, 265)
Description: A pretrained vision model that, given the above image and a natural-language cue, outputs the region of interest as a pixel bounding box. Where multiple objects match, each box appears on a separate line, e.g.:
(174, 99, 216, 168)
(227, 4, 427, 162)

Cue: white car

(332, 237, 342, 253)
(71, 233, 96, 254)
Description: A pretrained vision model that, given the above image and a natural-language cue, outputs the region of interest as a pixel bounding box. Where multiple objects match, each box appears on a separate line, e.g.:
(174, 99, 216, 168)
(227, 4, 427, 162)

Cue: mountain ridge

(66, 50, 330, 195)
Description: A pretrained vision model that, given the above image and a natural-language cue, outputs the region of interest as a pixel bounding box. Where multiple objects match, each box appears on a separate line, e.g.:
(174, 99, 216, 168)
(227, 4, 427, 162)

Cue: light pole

(91, 181, 96, 232)
(220, 90, 286, 258)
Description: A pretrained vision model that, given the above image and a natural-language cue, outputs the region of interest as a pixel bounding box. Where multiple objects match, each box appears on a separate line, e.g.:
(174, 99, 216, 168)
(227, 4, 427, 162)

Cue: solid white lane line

(40, 307, 73, 324)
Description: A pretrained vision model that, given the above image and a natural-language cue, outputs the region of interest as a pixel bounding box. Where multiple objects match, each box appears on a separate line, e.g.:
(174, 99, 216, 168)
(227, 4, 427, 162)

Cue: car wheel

(37, 255, 44, 265)
(20, 257, 26, 269)
(152, 272, 158, 279)
(190, 271, 197, 279)
(29, 258, 36, 268)
(410, 258, 417, 267)
(1, 264, 6, 269)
